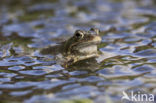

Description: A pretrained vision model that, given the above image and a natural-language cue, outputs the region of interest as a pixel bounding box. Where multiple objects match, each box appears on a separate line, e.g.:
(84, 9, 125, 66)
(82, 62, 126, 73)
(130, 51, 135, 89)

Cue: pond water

(0, 0, 156, 103)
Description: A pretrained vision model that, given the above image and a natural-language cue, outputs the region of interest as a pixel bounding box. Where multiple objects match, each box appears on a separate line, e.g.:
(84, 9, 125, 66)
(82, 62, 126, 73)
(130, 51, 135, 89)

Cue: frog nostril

(90, 28, 95, 31)
(90, 28, 100, 35)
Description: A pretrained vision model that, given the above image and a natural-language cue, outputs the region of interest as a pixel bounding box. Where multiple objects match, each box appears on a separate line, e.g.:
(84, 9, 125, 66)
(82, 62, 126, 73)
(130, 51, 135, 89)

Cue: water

(0, 0, 156, 103)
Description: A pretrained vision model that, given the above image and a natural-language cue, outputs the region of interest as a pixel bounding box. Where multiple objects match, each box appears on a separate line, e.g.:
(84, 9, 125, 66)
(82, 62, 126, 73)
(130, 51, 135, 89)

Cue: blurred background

(0, 0, 156, 103)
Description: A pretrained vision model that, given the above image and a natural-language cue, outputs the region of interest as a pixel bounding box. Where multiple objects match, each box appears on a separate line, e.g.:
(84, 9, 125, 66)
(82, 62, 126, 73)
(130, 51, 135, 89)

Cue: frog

(40, 28, 102, 66)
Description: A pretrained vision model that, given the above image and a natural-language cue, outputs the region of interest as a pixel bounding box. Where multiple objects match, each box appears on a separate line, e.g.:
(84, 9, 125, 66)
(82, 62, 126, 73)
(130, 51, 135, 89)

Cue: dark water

(0, 0, 156, 103)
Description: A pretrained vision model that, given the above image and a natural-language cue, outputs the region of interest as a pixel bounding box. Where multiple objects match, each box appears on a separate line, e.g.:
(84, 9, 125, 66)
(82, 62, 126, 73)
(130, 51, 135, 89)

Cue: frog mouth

(76, 35, 101, 47)
(68, 35, 101, 55)
(71, 42, 100, 55)
(76, 44, 98, 54)
(91, 35, 102, 44)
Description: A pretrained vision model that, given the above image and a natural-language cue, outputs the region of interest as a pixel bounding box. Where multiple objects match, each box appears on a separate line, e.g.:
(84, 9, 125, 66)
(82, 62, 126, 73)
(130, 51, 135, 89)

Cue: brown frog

(41, 28, 102, 66)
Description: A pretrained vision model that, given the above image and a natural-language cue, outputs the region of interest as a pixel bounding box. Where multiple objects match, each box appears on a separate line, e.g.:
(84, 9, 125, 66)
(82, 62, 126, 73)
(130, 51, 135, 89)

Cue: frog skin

(40, 28, 102, 66)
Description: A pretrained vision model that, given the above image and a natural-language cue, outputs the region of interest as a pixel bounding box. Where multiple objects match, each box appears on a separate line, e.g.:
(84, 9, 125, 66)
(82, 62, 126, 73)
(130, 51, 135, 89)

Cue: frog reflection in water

(41, 28, 102, 66)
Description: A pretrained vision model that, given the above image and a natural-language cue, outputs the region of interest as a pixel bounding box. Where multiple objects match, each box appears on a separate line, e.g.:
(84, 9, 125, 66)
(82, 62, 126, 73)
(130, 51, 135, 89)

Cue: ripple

(0, 72, 17, 78)
(10, 90, 32, 96)
(0, 0, 156, 102)
(132, 65, 154, 73)
(19, 70, 47, 76)
(0, 78, 11, 82)
(8, 66, 25, 71)
(69, 71, 88, 76)
(0, 60, 23, 66)
(33, 65, 64, 72)
(76, 76, 104, 83)
(0, 82, 39, 89)
(36, 80, 75, 90)
(62, 84, 81, 90)
(134, 49, 156, 57)
(55, 86, 100, 98)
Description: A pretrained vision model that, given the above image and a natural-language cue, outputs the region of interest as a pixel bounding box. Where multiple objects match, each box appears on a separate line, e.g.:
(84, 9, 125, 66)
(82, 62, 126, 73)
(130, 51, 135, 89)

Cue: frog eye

(75, 30, 84, 38)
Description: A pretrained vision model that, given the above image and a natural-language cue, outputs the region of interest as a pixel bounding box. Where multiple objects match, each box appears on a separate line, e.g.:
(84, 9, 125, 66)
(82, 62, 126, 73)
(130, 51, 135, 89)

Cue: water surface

(0, 0, 156, 103)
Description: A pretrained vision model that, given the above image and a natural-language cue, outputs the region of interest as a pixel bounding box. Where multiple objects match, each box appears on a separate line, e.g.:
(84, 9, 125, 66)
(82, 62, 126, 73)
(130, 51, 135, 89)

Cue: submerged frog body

(41, 28, 102, 66)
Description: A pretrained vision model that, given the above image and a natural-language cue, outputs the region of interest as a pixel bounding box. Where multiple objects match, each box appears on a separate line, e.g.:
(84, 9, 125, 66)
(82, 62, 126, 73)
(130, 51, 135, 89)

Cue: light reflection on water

(0, 0, 156, 103)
